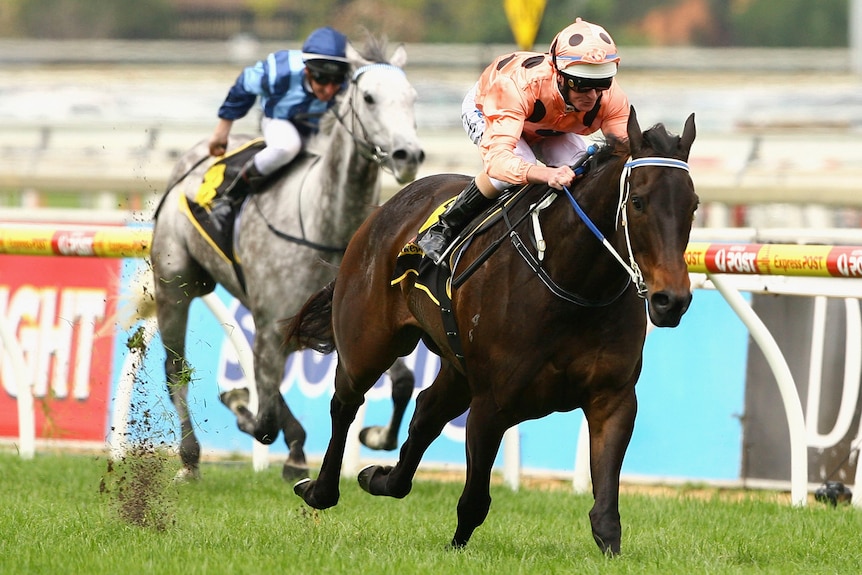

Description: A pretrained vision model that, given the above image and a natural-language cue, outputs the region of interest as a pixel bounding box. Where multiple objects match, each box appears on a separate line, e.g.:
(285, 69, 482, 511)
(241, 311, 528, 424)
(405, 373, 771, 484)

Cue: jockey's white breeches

(461, 82, 588, 191)
(255, 117, 305, 176)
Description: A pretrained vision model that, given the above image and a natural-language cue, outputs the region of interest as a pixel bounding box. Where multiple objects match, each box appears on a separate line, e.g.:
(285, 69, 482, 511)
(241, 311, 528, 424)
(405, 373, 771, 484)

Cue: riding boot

(417, 179, 493, 264)
(209, 160, 265, 229)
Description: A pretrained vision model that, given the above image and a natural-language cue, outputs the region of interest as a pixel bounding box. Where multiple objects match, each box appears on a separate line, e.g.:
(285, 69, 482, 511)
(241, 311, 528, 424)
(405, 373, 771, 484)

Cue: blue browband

(624, 157, 690, 171)
(352, 63, 405, 81)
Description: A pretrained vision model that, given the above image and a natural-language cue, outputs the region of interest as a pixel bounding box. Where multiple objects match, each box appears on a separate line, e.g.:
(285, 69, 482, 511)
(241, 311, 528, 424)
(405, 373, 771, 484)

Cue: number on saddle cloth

(194, 139, 266, 208)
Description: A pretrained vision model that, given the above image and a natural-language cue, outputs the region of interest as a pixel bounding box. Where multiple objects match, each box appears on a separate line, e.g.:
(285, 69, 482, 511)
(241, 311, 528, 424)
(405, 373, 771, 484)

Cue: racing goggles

(561, 73, 613, 93)
(309, 69, 347, 86)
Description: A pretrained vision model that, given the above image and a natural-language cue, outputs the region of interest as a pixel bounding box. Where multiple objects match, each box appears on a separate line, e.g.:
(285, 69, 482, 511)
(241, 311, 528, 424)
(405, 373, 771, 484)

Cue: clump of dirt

(100, 325, 180, 530)
(101, 439, 177, 530)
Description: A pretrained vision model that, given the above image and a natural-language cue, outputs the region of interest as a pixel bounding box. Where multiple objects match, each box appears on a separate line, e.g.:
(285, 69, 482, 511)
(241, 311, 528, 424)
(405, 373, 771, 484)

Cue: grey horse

(149, 36, 425, 481)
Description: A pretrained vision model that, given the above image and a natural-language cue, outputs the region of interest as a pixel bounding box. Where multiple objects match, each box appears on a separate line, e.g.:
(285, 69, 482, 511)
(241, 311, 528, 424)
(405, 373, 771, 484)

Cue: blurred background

(1, 0, 861, 228)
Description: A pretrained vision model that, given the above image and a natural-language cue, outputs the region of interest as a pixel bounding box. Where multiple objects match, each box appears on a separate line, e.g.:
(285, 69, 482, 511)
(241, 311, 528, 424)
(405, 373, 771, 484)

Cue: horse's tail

(282, 280, 336, 354)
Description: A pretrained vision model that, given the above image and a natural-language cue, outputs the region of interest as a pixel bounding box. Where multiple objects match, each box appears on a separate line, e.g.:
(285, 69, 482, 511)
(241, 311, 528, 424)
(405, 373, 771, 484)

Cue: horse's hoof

(173, 466, 201, 483)
(282, 462, 309, 482)
(358, 464, 397, 496)
(359, 426, 398, 451)
(294, 477, 313, 498)
(357, 464, 379, 494)
(253, 429, 277, 445)
(220, 388, 250, 411)
(235, 409, 256, 435)
(449, 538, 469, 550)
(293, 478, 338, 510)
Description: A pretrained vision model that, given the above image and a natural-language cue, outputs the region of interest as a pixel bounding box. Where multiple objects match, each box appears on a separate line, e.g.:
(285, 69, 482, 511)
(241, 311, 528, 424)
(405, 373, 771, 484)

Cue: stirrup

(417, 224, 453, 265)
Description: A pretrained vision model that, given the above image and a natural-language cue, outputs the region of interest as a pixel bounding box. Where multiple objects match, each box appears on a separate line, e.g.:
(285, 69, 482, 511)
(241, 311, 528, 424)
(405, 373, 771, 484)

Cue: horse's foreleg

(164, 352, 201, 481)
(450, 397, 507, 548)
(359, 358, 415, 451)
(154, 284, 201, 481)
(294, 363, 363, 509)
(584, 388, 637, 556)
(359, 364, 469, 500)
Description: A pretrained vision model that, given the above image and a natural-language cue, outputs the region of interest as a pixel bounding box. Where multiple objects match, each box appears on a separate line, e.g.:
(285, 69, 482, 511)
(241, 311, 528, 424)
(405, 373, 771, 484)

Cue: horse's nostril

(391, 149, 425, 165)
(651, 292, 671, 311)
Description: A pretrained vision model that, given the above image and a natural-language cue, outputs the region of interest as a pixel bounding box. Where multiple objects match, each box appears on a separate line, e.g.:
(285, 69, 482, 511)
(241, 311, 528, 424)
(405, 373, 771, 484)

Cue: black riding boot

(209, 159, 265, 228)
(418, 179, 493, 264)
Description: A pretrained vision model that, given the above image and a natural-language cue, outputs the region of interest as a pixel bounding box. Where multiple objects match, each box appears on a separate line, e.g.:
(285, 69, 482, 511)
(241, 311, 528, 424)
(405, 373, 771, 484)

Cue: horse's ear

(389, 43, 408, 69)
(626, 106, 643, 153)
(678, 113, 696, 160)
(346, 42, 371, 69)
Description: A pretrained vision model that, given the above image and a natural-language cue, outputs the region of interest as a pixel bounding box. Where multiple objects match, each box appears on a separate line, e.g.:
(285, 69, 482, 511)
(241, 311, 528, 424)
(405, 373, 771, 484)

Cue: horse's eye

(631, 196, 644, 211)
(364, 93, 375, 105)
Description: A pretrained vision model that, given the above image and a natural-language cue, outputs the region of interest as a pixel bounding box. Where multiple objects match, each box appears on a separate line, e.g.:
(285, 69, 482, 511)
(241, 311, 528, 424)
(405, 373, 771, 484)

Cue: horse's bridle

(560, 155, 691, 298)
(329, 63, 406, 177)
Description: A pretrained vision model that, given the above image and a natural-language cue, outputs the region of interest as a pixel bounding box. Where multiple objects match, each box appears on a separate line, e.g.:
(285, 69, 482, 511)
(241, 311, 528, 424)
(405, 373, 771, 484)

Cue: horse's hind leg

(584, 387, 637, 556)
(241, 321, 309, 481)
(359, 358, 415, 451)
(358, 363, 469, 500)
(294, 361, 368, 509)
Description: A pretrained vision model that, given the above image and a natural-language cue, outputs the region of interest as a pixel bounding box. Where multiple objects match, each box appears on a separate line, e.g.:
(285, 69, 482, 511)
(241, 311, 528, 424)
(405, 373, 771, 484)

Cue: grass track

(1, 452, 861, 574)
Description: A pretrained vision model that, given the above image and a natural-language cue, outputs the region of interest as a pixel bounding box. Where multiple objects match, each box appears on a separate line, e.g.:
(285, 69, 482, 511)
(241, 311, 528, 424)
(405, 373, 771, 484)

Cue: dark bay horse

(149, 36, 424, 481)
(284, 107, 698, 555)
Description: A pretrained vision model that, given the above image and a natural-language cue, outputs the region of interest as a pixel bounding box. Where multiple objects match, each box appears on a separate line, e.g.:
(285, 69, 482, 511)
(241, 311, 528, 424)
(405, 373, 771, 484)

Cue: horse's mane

(582, 136, 626, 180)
(316, 105, 338, 138)
(642, 123, 680, 155)
(354, 31, 391, 65)
(586, 121, 680, 177)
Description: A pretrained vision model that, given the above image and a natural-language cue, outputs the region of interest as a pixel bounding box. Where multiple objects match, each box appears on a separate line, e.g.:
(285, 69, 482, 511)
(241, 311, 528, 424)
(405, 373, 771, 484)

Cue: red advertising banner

(0, 254, 121, 442)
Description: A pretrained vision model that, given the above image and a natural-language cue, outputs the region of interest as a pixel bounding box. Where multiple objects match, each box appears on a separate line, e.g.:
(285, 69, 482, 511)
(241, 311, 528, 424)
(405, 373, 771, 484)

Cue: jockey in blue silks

(208, 26, 350, 216)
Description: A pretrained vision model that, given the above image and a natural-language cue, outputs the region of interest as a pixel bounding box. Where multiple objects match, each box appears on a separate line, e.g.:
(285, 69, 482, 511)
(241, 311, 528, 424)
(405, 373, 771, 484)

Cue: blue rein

(560, 152, 691, 297)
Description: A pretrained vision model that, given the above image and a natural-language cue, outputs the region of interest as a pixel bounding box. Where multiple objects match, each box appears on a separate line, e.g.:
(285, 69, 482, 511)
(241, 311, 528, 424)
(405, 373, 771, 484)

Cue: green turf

(1, 451, 860, 574)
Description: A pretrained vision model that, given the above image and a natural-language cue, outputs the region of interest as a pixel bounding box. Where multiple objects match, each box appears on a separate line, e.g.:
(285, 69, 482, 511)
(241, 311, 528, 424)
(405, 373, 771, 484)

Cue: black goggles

(561, 74, 613, 93)
(309, 69, 347, 86)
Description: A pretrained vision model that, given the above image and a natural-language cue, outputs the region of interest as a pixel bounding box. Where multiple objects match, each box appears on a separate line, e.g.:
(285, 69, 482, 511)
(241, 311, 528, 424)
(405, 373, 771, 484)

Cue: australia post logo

(0, 255, 119, 441)
(830, 247, 862, 278)
(54, 231, 97, 256)
(706, 244, 760, 274)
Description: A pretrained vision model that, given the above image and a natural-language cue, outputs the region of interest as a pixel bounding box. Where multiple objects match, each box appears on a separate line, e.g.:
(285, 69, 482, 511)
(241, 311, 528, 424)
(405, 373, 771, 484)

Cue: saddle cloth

(177, 138, 265, 293)
(390, 197, 460, 306)
(390, 184, 536, 365)
(180, 138, 266, 265)
(391, 184, 530, 303)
